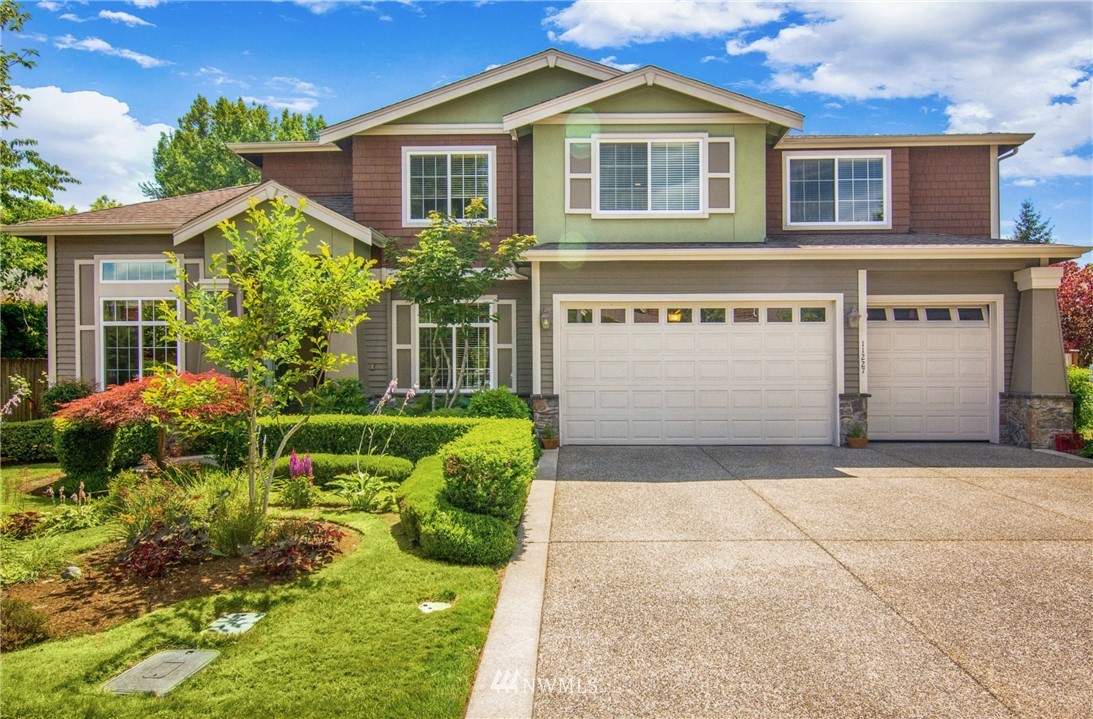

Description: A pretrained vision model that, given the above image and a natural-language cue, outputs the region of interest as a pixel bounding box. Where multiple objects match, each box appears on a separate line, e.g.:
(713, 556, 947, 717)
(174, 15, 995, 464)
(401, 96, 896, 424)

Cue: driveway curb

(464, 450, 557, 719)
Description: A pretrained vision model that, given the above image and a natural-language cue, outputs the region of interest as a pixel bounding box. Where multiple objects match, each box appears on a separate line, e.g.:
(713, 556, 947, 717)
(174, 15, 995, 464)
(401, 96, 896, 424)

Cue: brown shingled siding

(351, 134, 518, 244)
(261, 151, 353, 196)
(517, 134, 534, 235)
(767, 147, 911, 234)
(909, 145, 991, 237)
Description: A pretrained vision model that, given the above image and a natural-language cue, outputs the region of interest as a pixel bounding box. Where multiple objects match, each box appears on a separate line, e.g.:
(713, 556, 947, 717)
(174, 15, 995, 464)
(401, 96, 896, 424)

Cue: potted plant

(539, 426, 559, 450)
(845, 422, 868, 449)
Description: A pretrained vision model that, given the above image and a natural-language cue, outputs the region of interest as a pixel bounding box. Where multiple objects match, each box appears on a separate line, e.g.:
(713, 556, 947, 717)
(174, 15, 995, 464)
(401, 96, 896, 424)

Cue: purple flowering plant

(288, 450, 313, 480)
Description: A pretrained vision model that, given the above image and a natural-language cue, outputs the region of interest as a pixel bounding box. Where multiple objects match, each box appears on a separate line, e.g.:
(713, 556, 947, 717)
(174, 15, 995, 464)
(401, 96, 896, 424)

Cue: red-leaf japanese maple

(1057, 261, 1093, 366)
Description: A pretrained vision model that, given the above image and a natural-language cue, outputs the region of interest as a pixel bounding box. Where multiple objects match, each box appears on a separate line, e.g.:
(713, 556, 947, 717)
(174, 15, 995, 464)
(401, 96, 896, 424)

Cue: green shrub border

(0, 419, 56, 463)
(260, 415, 479, 463)
(272, 453, 414, 487)
(396, 417, 536, 565)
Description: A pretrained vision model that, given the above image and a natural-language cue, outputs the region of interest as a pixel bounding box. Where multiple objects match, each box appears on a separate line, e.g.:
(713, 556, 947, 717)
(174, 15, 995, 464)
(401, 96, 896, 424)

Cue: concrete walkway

(530, 443, 1093, 719)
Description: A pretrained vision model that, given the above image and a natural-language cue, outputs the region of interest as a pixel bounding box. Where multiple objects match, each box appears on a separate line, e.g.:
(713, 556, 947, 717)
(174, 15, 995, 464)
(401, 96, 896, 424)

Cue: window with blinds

(598, 139, 701, 213)
(785, 151, 890, 228)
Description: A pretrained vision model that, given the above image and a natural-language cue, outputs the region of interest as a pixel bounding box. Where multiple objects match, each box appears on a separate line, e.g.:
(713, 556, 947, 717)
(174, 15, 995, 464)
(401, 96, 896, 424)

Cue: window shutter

(392, 301, 414, 388)
(566, 140, 592, 213)
(495, 300, 516, 391)
(707, 138, 735, 213)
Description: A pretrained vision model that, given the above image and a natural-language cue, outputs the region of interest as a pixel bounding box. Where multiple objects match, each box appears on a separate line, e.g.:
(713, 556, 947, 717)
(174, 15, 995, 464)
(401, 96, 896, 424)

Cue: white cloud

(54, 34, 171, 68)
(129, 0, 161, 7)
(597, 56, 639, 72)
(99, 10, 155, 27)
(724, 2, 1092, 180)
(198, 66, 249, 89)
(59, 13, 92, 23)
(241, 95, 319, 113)
(36, 1, 62, 11)
(700, 55, 727, 64)
(268, 76, 331, 97)
(544, 0, 783, 48)
(1011, 178, 1039, 187)
(16, 32, 48, 42)
(13, 85, 171, 208)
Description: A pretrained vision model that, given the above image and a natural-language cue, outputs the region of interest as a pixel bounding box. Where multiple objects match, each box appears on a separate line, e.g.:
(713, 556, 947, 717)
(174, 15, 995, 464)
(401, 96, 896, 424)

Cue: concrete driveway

(533, 444, 1093, 719)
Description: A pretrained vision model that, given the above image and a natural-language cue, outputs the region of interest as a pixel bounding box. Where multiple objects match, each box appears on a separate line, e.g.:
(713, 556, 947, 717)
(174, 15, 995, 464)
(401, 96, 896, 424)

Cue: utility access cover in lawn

(104, 650, 218, 696)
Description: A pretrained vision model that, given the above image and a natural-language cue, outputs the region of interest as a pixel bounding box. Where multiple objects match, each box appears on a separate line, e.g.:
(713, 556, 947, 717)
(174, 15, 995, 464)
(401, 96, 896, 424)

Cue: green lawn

(1, 511, 499, 719)
(1, 463, 64, 516)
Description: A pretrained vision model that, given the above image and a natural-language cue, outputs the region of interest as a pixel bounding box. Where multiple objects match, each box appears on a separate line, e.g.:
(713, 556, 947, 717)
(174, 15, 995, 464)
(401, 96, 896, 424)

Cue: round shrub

(442, 443, 530, 520)
(54, 422, 115, 477)
(41, 377, 96, 416)
(0, 598, 51, 650)
(1067, 366, 1093, 433)
(313, 378, 372, 415)
(467, 387, 530, 419)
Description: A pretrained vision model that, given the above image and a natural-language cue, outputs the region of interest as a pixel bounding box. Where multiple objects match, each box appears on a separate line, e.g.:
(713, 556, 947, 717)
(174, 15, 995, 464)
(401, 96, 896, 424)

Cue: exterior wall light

(846, 306, 861, 329)
(540, 308, 552, 330)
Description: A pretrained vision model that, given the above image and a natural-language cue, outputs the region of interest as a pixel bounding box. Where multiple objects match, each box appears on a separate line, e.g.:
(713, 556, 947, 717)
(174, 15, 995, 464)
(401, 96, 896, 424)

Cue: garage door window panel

(767, 307, 793, 323)
(800, 307, 827, 323)
(733, 308, 759, 323)
(700, 308, 726, 323)
(599, 308, 626, 324)
(667, 308, 693, 324)
(633, 308, 660, 324)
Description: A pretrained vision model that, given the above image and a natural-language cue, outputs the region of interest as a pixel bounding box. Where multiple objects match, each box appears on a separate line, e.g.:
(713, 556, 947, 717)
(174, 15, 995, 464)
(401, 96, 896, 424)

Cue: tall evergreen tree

(1010, 199, 1054, 243)
(141, 96, 326, 198)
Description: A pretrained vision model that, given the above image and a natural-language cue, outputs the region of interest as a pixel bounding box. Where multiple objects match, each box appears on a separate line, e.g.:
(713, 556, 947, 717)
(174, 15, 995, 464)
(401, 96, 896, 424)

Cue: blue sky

(7, 0, 1092, 256)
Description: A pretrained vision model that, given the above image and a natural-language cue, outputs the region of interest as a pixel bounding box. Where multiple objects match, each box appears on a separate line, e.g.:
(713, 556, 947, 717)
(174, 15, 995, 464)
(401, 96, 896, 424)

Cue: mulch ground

(3, 523, 360, 641)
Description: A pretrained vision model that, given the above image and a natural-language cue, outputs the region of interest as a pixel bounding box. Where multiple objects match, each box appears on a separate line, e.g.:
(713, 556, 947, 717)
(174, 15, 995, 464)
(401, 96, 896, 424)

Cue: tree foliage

(0, 300, 46, 357)
(1, 2, 80, 299)
(394, 199, 535, 407)
(1011, 199, 1054, 243)
(89, 195, 121, 211)
(166, 197, 386, 511)
(1057, 261, 1093, 366)
(141, 96, 326, 199)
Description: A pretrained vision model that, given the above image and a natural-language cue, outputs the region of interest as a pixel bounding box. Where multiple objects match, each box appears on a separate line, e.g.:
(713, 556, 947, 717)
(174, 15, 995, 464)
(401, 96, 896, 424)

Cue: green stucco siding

(533, 122, 767, 245)
(396, 68, 601, 124)
(576, 85, 733, 114)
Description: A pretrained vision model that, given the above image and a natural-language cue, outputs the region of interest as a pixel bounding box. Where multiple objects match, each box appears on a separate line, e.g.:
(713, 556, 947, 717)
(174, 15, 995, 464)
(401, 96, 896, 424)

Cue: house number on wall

(860, 341, 867, 373)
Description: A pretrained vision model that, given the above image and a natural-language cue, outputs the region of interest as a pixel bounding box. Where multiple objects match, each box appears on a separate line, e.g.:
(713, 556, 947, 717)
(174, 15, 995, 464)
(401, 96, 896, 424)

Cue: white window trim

(782, 149, 893, 230)
(99, 296, 181, 387)
(590, 132, 709, 219)
(92, 254, 192, 386)
(401, 146, 497, 228)
(390, 297, 517, 394)
(100, 258, 177, 283)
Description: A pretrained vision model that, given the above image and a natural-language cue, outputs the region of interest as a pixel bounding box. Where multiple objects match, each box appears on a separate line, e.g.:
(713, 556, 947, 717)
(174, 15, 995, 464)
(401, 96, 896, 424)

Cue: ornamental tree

(165, 197, 386, 511)
(394, 199, 535, 408)
(1057, 261, 1093, 366)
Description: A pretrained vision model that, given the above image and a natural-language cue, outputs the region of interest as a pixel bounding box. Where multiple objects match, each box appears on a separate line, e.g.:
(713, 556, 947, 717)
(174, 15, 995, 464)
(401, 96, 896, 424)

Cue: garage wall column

(1001, 267, 1074, 448)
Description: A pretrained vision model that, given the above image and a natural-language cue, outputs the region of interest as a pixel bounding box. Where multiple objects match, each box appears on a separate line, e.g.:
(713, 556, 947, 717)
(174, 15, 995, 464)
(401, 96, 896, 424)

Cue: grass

(0, 524, 114, 584)
(1, 464, 65, 516)
(0, 510, 500, 719)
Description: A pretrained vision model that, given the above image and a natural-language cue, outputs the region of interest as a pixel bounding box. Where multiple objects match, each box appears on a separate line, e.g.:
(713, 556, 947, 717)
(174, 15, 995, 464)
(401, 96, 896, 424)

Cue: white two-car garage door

(558, 300, 837, 444)
(867, 305, 994, 441)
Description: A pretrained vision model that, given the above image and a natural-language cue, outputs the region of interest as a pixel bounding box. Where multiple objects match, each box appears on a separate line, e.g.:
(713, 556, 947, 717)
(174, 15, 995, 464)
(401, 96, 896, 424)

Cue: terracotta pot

(540, 437, 560, 450)
(847, 437, 868, 449)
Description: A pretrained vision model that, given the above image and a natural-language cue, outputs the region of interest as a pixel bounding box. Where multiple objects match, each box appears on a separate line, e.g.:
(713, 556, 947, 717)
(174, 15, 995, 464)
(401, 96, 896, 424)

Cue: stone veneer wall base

(529, 394, 560, 437)
(839, 393, 870, 447)
(999, 392, 1075, 450)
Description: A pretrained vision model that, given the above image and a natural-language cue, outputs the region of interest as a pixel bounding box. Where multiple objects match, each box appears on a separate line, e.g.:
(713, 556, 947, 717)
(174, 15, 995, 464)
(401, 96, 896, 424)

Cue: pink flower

(289, 450, 313, 479)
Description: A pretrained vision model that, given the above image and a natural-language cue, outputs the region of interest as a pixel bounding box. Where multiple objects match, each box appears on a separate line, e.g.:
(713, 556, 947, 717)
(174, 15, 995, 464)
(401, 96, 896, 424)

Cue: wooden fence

(1, 358, 48, 421)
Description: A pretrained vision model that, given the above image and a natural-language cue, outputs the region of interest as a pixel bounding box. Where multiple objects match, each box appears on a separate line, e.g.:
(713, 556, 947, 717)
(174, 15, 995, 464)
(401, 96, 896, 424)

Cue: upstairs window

(784, 151, 891, 229)
(403, 147, 495, 226)
(598, 139, 701, 214)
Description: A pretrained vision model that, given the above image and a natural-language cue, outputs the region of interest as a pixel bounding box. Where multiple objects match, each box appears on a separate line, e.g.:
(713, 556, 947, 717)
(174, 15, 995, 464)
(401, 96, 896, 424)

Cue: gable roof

(4, 185, 258, 236)
(317, 49, 622, 143)
(502, 66, 804, 131)
(5, 181, 383, 246)
(172, 180, 381, 245)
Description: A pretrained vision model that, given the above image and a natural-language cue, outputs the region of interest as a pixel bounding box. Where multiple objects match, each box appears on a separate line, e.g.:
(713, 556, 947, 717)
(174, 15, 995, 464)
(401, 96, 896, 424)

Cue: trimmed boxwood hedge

(273, 453, 414, 487)
(260, 415, 478, 463)
(397, 456, 518, 566)
(112, 421, 159, 470)
(397, 417, 537, 565)
(0, 419, 56, 462)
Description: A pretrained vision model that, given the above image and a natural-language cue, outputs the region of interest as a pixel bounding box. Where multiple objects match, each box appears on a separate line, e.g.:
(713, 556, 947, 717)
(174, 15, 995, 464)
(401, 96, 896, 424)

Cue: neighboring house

(8, 50, 1089, 448)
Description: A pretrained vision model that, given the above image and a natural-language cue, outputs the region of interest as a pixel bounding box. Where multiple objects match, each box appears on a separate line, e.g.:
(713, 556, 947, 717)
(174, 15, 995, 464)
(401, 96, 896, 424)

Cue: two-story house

(10, 50, 1088, 448)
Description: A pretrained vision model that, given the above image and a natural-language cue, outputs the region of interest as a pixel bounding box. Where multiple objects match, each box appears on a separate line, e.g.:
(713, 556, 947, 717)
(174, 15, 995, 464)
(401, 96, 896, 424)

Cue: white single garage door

(558, 301, 837, 444)
(868, 305, 993, 440)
